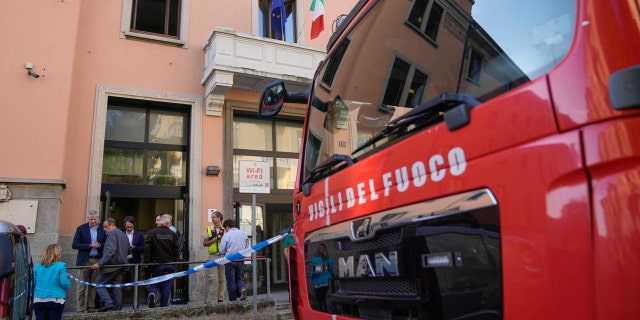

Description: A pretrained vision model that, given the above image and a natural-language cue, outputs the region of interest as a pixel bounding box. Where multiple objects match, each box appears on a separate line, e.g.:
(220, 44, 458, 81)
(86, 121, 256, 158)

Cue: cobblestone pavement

(61, 290, 291, 320)
(62, 299, 278, 320)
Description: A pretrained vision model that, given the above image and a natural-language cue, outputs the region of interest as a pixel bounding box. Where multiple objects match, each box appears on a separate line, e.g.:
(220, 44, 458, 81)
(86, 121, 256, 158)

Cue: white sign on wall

(238, 160, 270, 194)
(0, 200, 38, 233)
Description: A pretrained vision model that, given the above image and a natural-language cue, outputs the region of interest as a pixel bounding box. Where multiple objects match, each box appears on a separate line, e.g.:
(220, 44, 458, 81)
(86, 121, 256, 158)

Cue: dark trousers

(149, 264, 176, 307)
(314, 285, 329, 312)
(224, 261, 245, 301)
(33, 301, 65, 320)
(96, 268, 125, 308)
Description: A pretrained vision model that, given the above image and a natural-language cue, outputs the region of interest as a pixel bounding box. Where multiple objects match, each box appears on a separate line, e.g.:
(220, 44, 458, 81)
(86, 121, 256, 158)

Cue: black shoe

(97, 305, 114, 312)
(148, 293, 156, 308)
(218, 300, 224, 303)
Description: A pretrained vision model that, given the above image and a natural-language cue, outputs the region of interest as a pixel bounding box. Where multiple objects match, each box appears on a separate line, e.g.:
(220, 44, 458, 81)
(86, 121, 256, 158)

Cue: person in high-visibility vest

(202, 209, 226, 303)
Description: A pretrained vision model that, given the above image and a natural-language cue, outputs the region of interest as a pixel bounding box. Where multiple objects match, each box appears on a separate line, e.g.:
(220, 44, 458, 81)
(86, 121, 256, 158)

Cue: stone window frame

(88, 84, 202, 229)
(120, 0, 191, 48)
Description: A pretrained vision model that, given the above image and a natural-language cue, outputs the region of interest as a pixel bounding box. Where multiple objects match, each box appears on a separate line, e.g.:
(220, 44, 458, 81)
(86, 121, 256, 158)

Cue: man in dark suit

(92, 218, 130, 312)
(72, 210, 106, 313)
(123, 216, 144, 264)
(123, 216, 144, 285)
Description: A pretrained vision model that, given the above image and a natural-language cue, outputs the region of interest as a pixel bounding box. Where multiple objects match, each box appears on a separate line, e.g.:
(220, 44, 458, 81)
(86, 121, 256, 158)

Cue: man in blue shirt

(71, 210, 106, 313)
(219, 219, 249, 301)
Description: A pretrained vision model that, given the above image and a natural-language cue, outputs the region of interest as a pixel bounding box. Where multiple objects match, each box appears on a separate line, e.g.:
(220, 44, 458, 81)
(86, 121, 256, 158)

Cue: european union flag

(271, 0, 287, 40)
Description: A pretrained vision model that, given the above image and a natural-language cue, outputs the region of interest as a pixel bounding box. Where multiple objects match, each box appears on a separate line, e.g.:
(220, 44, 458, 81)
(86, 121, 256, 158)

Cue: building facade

(0, 0, 356, 306)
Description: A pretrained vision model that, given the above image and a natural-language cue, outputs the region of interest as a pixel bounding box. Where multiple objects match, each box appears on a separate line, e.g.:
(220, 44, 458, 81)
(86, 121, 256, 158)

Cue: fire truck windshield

(303, 0, 576, 181)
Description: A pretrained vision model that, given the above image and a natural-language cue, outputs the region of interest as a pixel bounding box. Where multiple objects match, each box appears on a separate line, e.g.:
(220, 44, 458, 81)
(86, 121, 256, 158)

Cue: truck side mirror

(259, 80, 286, 117)
(259, 80, 310, 117)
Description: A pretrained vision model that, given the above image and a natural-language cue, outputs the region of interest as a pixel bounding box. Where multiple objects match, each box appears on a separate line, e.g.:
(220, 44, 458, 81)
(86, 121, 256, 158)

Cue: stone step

(276, 304, 293, 320)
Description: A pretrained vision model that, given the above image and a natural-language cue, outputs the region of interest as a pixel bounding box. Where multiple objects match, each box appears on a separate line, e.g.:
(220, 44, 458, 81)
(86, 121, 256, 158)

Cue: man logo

(338, 251, 399, 278)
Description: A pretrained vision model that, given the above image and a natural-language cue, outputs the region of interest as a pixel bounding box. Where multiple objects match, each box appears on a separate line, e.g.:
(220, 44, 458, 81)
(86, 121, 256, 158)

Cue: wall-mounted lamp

(206, 166, 221, 176)
(25, 62, 40, 78)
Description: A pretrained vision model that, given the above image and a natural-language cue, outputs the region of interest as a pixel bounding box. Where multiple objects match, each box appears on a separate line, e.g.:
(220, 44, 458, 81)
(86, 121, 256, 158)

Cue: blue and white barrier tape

(67, 230, 290, 288)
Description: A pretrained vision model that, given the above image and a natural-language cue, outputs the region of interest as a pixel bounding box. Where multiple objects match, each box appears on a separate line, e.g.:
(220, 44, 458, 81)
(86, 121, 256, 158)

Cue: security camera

(25, 62, 40, 78)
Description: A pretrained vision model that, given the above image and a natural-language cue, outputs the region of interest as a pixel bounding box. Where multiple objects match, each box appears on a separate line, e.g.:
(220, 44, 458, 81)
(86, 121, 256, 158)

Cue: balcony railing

(202, 27, 326, 116)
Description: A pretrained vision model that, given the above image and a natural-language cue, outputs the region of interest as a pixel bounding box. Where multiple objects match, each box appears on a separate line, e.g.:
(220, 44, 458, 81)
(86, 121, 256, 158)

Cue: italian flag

(310, 0, 325, 39)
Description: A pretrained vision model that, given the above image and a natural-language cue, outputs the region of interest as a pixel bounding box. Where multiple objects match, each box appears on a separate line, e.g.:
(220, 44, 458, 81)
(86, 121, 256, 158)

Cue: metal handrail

(67, 257, 271, 312)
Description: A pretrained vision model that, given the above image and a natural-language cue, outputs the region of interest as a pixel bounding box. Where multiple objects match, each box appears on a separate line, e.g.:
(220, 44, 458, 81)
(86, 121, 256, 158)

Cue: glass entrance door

(266, 204, 294, 285)
(235, 202, 293, 287)
(237, 203, 265, 291)
(98, 196, 188, 304)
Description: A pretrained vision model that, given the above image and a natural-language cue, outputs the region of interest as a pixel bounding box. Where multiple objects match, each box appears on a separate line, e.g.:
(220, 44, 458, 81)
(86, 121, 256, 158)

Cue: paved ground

(62, 289, 291, 320)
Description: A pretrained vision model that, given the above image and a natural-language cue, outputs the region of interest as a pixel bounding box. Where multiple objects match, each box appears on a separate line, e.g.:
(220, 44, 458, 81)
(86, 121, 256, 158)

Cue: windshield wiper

(302, 154, 354, 196)
(352, 93, 481, 154)
(392, 93, 481, 126)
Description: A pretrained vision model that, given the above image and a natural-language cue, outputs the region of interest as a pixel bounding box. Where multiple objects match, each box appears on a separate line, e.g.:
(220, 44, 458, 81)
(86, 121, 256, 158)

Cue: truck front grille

(336, 277, 417, 296)
(338, 230, 401, 251)
(303, 189, 502, 319)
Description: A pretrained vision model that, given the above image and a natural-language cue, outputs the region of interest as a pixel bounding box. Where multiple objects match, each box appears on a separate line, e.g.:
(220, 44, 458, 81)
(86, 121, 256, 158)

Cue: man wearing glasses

(203, 209, 226, 303)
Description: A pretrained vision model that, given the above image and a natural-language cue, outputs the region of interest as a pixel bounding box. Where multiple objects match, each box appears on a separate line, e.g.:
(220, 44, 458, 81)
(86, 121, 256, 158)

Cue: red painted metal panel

(548, 0, 640, 131)
(583, 117, 640, 319)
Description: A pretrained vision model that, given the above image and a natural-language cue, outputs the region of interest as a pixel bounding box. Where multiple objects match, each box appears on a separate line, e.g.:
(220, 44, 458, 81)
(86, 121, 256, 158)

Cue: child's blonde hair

(41, 243, 62, 266)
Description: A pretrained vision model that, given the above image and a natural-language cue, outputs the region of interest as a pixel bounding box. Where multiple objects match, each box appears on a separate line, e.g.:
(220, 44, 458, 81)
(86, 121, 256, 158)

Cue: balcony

(202, 27, 326, 116)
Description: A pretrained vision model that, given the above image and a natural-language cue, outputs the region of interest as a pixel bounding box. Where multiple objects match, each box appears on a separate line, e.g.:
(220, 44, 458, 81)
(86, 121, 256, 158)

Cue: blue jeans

(149, 264, 177, 307)
(224, 261, 245, 301)
(34, 301, 65, 320)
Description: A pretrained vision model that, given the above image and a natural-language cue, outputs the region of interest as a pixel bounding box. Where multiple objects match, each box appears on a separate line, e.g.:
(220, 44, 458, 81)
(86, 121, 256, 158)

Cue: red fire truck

(260, 0, 640, 318)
